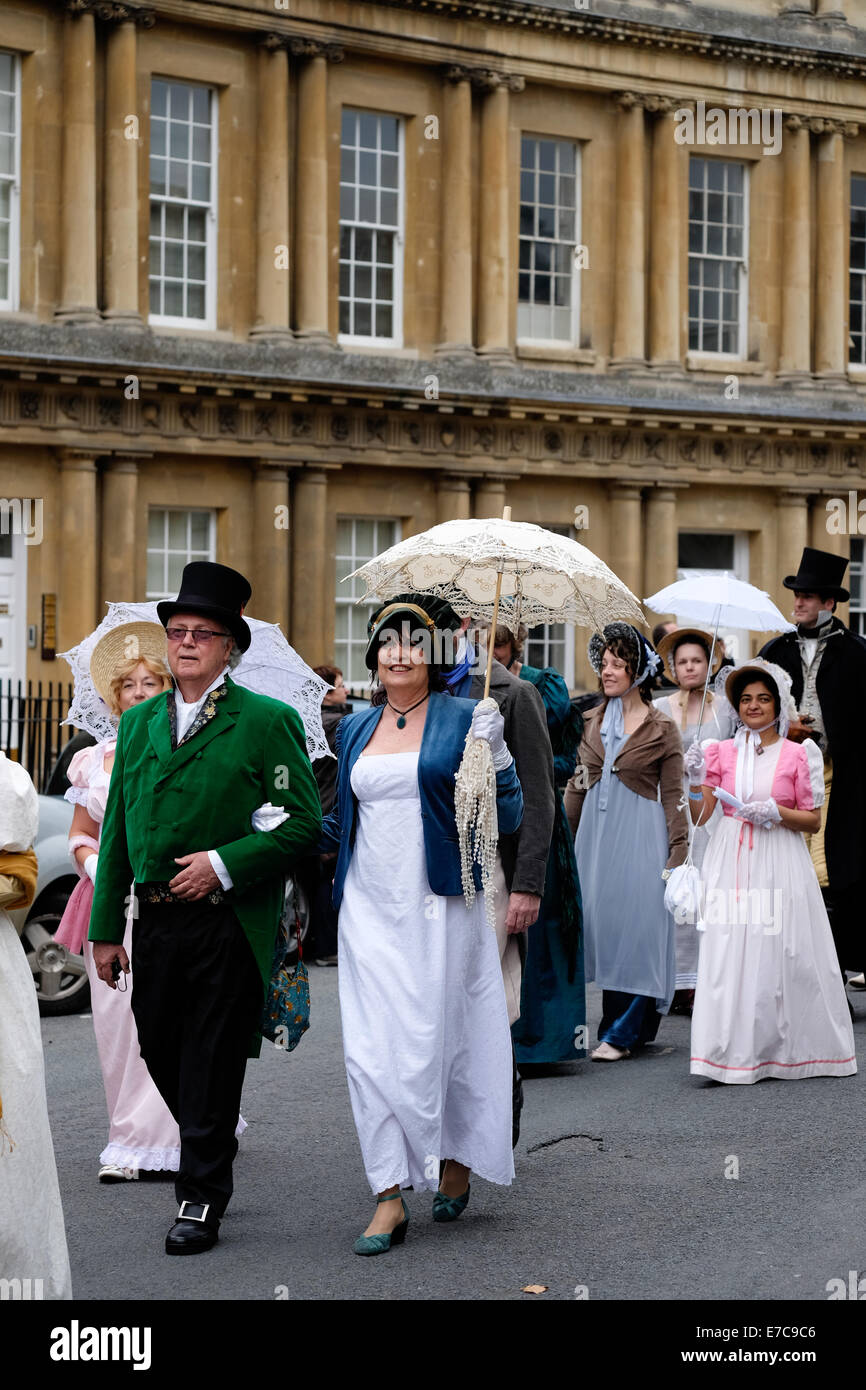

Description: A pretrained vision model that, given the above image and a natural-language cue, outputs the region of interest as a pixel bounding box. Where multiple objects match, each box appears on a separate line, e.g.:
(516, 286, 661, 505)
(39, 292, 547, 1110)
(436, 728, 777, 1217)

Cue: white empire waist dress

(690, 738, 856, 1084)
(337, 751, 514, 1194)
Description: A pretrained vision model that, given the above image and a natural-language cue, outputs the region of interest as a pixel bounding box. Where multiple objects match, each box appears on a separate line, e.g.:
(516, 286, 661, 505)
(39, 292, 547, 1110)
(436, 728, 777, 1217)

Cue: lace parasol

(59, 602, 332, 761)
(345, 517, 645, 631)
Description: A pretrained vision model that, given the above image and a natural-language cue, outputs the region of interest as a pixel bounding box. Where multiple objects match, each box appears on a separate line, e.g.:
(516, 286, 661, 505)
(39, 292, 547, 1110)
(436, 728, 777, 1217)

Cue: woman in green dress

(492, 625, 586, 1064)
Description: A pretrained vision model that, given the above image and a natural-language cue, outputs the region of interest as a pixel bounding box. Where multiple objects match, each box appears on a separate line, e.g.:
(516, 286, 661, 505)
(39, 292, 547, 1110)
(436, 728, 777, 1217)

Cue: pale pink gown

(58, 742, 246, 1171)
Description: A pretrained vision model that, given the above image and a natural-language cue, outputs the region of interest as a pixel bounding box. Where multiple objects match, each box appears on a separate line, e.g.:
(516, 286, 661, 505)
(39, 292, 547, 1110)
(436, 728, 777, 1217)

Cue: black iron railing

(0, 680, 76, 793)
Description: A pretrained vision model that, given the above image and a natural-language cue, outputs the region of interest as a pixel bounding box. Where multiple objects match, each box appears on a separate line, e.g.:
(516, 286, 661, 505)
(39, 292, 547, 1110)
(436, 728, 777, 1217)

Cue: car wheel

(22, 886, 91, 1017)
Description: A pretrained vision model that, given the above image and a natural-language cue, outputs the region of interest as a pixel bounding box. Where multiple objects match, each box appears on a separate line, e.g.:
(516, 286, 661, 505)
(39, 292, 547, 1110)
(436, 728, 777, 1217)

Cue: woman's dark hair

(671, 634, 711, 665)
(597, 636, 653, 705)
(371, 664, 450, 705)
(730, 672, 780, 718)
(314, 663, 342, 687)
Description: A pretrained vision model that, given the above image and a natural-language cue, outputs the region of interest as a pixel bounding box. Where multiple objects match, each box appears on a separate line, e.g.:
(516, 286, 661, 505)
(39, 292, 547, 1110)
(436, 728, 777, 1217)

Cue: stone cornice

(5, 377, 864, 492)
(4, 331, 866, 493)
(365, 0, 866, 79)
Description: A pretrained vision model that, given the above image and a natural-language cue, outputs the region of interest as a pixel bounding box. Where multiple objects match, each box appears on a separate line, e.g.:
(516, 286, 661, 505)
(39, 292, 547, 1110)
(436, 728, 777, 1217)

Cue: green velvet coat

(88, 677, 322, 1054)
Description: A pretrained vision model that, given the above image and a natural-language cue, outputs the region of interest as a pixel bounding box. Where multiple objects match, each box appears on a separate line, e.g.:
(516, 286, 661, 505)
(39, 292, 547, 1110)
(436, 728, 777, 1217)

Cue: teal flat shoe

(432, 1183, 470, 1223)
(353, 1192, 409, 1256)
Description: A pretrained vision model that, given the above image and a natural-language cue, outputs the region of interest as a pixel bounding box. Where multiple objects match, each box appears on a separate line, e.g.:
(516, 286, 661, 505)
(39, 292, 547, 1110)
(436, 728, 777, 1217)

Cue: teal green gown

(511, 664, 586, 1064)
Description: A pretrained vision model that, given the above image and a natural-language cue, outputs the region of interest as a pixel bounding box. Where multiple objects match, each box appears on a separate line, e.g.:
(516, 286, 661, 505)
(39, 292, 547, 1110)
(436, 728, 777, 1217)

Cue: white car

(8, 795, 88, 1016)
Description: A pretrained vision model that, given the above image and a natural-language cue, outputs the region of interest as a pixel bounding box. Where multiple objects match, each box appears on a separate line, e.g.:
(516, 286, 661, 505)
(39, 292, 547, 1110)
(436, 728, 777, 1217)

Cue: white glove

(738, 798, 782, 829)
(470, 698, 512, 772)
(683, 743, 707, 784)
(83, 853, 98, 884)
(252, 802, 290, 832)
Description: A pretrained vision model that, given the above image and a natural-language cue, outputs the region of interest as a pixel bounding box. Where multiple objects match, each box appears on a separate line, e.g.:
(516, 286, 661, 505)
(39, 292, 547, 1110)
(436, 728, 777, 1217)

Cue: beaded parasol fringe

(454, 698, 500, 930)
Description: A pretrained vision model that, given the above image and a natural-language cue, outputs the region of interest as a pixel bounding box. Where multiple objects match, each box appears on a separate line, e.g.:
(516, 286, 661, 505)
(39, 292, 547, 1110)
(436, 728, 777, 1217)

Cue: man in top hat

(759, 547, 866, 988)
(88, 562, 322, 1254)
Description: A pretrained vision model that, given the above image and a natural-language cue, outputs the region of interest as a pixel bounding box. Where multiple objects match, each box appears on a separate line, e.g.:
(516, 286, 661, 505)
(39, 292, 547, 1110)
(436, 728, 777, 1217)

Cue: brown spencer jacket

(563, 701, 689, 871)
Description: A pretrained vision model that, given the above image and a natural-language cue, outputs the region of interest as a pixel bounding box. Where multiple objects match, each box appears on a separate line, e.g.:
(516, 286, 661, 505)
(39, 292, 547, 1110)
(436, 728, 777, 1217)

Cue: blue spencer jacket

(319, 690, 524, 910)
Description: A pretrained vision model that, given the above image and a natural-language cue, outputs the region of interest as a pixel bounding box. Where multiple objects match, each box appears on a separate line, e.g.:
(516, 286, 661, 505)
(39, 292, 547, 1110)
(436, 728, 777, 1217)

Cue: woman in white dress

(56, 624, 181, 1181)
(685, 659, 856, 1084)
(320, 598, 524, 1255)
(655, 629, 736, 1005)
(0, 752, 72, 1299)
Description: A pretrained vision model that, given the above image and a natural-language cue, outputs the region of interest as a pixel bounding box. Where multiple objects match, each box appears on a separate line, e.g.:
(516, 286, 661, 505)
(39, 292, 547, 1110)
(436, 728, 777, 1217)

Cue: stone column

(290, 468, 329, 664)
(252, 461, 290, 629)
(437, 473, 471, 523)
(477, 73, 524, 365)
(643, 486, 679, 600)
(473, 474, 508, 519)
(776, 490, 811, 613)
(251, 39, 292, 340)
(649, 104, 682, 372)
(608, 483, 643, 600)
(435, 69, 474, 358)
(100, 455, 141, 604)
(56, 5, 100, 324)
(814, 126, 849, 382)
(59, 451, 99, 646)
(778, 116, 811, 380)
(293, 40, 344, 347)
(811, 491, 851, 626)
(103, 10, 151, 327)
(611, 95, 647, 369)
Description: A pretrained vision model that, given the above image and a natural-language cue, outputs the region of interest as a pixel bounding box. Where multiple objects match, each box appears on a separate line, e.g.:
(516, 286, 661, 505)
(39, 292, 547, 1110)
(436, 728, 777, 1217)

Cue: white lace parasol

(345, 517, 645, 631)
(59, 602, 332, 761)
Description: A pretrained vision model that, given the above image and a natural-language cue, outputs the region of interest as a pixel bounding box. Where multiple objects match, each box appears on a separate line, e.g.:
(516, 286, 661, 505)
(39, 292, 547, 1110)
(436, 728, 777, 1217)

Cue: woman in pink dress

(57, 624, 185, 1181)
(684, 659, 856, 1085)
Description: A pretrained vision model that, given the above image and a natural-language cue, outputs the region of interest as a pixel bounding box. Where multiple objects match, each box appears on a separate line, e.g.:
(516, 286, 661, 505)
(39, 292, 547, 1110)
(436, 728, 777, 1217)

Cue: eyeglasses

(165, 627, 229, 645)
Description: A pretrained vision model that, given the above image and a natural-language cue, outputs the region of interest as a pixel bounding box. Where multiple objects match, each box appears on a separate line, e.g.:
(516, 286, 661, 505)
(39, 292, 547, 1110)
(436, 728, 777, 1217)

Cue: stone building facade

(1, 0, 865, 693)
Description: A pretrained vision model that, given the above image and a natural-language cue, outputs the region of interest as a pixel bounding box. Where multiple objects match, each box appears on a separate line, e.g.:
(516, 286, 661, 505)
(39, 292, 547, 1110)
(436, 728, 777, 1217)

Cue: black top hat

(156, 562, 252, 652)
(782, 547, 849, 603)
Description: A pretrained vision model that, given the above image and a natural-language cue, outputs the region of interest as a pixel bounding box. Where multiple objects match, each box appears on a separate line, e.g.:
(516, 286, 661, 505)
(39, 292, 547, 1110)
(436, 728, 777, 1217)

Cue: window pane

(151, 80, 167, 118)
(164, 280, 183, 316)
(359, 112, 378, 148)
(146, 551, 163, 594)
(192, 125, 210, 162)
(380, 117, 398, 152)
(191, 164, 210, 201)
(167, 553, 186, 592)
(168, 512, 186, 548)
(187, 208, 206, 241)
(191, 87, 209, 123)
(189, 512, 209, 549)
(187, 283, 205, 319)
(375, 303, 392, 337)
(354, 301, 372, 335)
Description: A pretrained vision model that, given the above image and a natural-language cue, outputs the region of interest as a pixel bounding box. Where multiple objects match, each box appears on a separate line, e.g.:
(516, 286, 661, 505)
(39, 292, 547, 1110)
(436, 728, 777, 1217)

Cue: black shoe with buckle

(165, 1201, 220, 1256)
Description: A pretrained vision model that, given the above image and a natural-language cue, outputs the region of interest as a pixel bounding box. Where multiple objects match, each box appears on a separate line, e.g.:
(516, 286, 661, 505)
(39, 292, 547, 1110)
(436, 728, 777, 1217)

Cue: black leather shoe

(165, 1202, 220, 1256)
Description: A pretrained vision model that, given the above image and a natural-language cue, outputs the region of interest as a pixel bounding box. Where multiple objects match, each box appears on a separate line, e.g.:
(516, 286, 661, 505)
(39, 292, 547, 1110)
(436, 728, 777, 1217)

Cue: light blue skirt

(575, 777, 676, 1012)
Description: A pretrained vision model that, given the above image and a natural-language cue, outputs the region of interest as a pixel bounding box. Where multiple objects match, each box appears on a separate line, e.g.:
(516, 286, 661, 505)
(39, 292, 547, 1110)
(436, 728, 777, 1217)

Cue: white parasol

(645, 576, 795, 741)
(346, 515, 645, 637)
(59, 601, 331, 761)
(350, 510, 645, 921)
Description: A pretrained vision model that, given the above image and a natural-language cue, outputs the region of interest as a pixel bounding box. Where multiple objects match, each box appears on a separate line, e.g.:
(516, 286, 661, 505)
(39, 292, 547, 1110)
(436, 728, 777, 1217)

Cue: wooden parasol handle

(483, 505, 511, 700)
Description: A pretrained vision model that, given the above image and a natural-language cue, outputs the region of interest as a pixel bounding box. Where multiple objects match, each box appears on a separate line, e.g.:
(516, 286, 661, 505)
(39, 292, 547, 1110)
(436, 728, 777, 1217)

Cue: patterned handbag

(260, 890, 310, 1050)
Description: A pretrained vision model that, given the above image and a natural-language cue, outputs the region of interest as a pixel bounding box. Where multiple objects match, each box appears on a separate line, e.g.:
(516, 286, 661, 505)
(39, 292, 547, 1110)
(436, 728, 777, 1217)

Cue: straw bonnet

(90, 622, 170, 706)
(655, 628, 725, 686)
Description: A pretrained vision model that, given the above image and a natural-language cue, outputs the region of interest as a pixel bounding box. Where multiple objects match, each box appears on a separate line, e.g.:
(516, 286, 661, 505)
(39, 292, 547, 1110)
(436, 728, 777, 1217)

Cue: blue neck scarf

(598, 694, 631, 811)
(445, 639, 474, 698)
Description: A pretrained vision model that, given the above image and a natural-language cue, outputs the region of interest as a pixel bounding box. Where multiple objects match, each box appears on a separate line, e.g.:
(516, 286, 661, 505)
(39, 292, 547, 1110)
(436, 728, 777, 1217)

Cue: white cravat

(172, 665, 233, 889)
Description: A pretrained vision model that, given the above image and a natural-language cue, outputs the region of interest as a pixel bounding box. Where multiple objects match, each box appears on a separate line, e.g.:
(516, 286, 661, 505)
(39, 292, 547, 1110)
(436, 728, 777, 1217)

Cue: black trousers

(131, 896, 262, 1220)
(824, 881, 865, 978)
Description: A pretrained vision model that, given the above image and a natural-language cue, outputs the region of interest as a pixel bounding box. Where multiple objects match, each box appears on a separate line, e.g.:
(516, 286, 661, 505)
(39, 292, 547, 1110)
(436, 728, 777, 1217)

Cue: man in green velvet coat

(89, 563, 322, 1256)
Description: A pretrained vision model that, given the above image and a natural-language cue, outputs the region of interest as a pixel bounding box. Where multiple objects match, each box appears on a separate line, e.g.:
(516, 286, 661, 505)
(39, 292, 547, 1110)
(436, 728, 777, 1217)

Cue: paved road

(43, 970, 866, 1302)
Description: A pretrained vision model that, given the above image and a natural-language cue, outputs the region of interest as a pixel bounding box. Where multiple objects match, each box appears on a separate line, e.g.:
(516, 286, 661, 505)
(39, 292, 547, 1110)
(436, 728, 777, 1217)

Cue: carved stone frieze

(2, 378, 865, 489)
